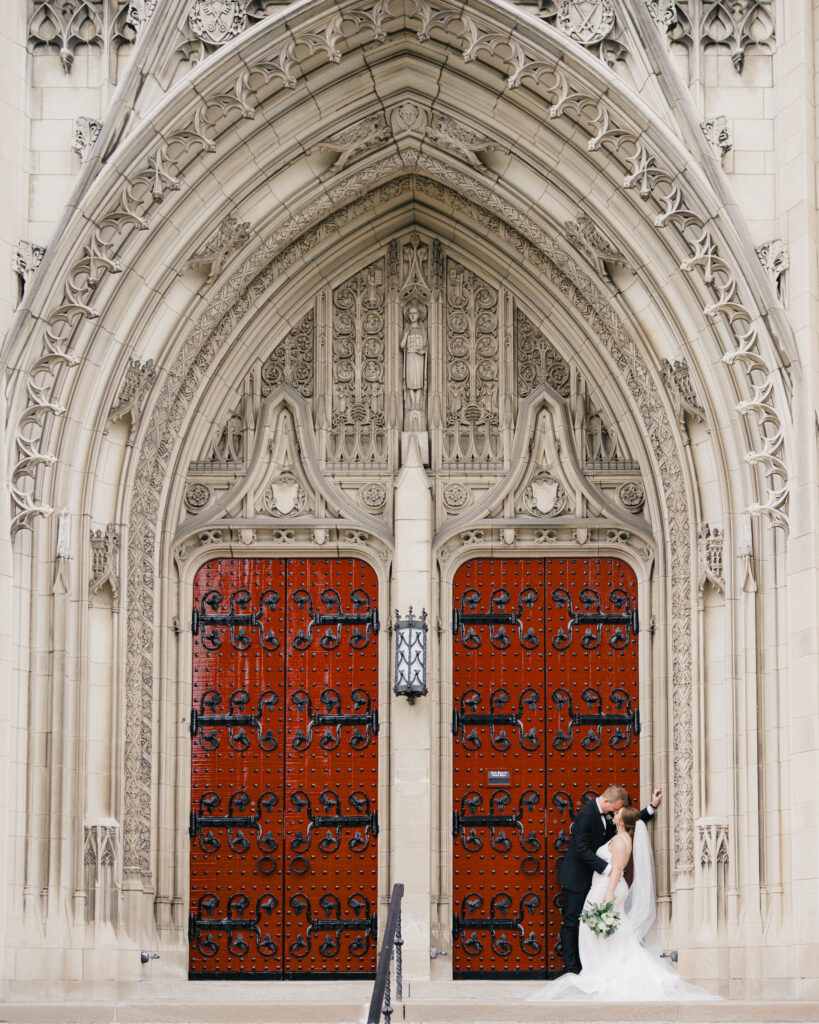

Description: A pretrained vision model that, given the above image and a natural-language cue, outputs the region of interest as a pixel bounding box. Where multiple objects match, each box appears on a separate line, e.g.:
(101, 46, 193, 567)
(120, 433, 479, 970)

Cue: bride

(528, 806, 714, 1002)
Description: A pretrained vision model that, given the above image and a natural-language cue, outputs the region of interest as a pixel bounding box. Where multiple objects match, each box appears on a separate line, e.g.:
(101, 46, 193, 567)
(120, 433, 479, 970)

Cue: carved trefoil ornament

(698, 524, 725, 601)
(107, 358, 157, 443)
(189, 0, 247, 45)
(756, 239, 788, 298)
(89, 524, 120, 605)
(262, 310, 315, 398)
(13, 240, 45, 297)
(72, 117, 103, 163)
(702, 116, 732, 159)
(660, 357, 706, 432)
(188, 214, 251, 283)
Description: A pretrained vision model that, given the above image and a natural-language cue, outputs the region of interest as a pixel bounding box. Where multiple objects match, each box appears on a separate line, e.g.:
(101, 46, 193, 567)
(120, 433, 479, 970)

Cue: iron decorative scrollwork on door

(190, 558, 379, 979)
(452, 557, 640, 978)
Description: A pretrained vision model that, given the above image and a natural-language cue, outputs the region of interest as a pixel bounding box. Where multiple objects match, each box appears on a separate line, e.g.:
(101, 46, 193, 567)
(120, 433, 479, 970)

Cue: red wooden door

(189, 557, 379, 978)
(451, 557, 639, 978)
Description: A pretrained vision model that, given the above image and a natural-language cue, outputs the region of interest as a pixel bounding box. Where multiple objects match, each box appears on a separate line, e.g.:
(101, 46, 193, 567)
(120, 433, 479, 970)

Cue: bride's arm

(602, 835, 631, 904)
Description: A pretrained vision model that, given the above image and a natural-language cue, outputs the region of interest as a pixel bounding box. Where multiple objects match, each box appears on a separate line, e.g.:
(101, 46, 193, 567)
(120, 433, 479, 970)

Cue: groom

(557, 783, 663, 975)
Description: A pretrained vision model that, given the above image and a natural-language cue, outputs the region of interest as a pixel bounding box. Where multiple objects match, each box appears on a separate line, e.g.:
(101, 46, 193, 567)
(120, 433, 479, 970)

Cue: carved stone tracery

(261, 309, 315, 398)
(668, 1, 776, 73)
(444, 258, 500, 467)
(515, 308, 571, 400)
(330, 259, 387, 467)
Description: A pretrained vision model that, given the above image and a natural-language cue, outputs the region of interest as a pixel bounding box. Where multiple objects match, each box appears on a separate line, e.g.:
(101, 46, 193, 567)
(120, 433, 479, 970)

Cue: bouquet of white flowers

(580, 901, 620, 938)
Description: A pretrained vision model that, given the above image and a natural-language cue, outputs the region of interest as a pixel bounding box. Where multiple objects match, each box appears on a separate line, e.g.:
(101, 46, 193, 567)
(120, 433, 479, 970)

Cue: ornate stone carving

(399, 235, 431, 429)
(444, 257, 500, 466)
(669, 1, 775, 73)
(316, 102, 495, 176)
(89, 523, 120, 604)
(558, 0, 615, 45)
(189, 0, 247, 45)
(107, 358, 157, 444)
(261, 309, 315, 398)
(193, 409, 245, 469)
(564, 213, 628, 273)
(330, 259, 387, 466)
(646, 0, 677, 27)
(520, 473, 568, 517)
(72, 117, 103, 164)
(188, 214, 251, 284)
(359, 482, 387, 511)
(442, 482, 470, 511)
(661, 357, 706, 431)
(83, 822, 119, 928)
(13, 240, 45, 296)
(515, 308, 570, 399)
(618, 481, 645, 513)
(126, 0, 156, 34)
(184, 483, 212, 511)
(263, 474, 309, 516)
(698, 524, 725, 600)
(584, 400, 624, 464)
(702, 116, 732, 159)
(27, 0, 134, 72)
(756, 239, 788, 298)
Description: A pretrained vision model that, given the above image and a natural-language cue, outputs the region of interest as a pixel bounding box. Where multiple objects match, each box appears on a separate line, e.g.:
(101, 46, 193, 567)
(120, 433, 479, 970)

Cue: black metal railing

(367, 883, 404, 1024)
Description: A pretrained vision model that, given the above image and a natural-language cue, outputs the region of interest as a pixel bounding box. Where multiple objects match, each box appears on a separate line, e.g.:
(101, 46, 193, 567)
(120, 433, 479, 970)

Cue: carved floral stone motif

(515, 308, 571, 399)
(442, 482, 470, 510)
(702, 116, 732, 159)
(13, 240, 46, 296)
(126, 0, 156, 34)
(756, 239, 788, 298)
(72, 117, 103, 163)
(188, 0, 247, 45)
(646, 0, 677, 26)
(444, 257, 500, 466)
(261, 309, 315, 398)
(330, 259, 387, 466)
(359, 482, 387, 511)
(184, 483, 212, 511)
(618, 481, 645, 513)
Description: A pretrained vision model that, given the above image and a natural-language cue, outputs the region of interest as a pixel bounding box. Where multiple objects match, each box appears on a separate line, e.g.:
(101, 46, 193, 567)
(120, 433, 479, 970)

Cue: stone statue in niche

(401, 303, 428, 430)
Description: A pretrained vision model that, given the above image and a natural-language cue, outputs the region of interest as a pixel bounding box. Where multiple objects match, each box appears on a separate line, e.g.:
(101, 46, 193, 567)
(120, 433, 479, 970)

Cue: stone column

(390, 434, 433, 979)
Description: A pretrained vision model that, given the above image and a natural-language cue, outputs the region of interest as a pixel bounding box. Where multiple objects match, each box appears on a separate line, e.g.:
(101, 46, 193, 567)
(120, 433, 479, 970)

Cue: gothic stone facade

(0, 0, 816, 1001)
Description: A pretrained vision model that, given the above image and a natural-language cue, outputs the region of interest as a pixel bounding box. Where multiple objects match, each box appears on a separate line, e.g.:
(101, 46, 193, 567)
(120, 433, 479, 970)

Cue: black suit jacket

(557, 799, 653, 894)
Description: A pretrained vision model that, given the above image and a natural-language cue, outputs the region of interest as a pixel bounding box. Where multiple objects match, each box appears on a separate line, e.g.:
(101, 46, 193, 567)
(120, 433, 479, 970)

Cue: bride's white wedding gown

(528, 835, 714, 1002)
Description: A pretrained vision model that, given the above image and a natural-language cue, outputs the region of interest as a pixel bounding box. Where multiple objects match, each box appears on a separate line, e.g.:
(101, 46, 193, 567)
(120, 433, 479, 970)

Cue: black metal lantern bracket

(393, 607, 428, 704)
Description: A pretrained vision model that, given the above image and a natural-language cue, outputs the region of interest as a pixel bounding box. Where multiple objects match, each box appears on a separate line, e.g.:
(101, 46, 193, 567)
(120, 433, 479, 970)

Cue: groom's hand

(651, 786, 663, 808)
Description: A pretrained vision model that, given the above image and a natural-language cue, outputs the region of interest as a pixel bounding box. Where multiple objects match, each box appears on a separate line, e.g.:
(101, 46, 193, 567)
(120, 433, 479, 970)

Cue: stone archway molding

(123, 168, 696, 895)
(6, 0, 791, 540)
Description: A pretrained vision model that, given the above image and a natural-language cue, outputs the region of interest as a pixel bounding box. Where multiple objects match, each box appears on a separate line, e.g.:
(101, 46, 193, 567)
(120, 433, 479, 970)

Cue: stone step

(1, 998, 818, 1024)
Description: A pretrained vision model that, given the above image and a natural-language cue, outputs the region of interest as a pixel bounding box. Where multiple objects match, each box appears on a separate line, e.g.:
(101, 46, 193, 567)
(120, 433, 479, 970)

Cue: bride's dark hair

(620, 806, 641, 835)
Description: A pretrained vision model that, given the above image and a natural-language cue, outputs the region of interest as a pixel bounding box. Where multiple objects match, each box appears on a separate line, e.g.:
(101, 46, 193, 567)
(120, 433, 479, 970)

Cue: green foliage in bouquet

(580, 901, 620, 938)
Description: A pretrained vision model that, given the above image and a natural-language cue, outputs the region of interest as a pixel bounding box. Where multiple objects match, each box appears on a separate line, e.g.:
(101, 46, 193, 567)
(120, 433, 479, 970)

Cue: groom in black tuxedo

(557, 783, 663, 975)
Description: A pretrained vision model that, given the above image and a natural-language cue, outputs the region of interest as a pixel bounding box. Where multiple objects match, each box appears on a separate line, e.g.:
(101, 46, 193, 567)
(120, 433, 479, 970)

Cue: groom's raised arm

(640, 785, 663, 824)
(573, 804, 608, 875)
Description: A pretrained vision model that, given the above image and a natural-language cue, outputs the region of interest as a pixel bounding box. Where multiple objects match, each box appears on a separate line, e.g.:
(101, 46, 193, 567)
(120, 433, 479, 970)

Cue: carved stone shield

(189, 0, 247, 45)
(558, 0, 616, 45)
